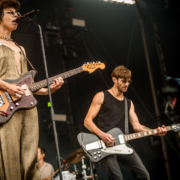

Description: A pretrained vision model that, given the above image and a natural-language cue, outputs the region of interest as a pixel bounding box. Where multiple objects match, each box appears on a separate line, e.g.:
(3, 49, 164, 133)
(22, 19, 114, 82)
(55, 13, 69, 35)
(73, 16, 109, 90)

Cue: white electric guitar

(77, 124, 180, 162)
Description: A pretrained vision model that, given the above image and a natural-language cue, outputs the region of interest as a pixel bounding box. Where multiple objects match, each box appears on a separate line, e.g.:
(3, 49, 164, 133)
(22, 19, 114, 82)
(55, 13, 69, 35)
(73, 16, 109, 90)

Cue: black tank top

(95, 90, 131, 133)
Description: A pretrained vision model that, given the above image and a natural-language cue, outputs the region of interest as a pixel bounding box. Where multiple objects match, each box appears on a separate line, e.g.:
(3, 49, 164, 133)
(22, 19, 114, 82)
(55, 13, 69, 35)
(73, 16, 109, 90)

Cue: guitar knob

(98, 151, 100, 154)
(10, 106, 13, 110)
(98, 155, 101, 158)
(30, 102, 33, 106)
(94, 156, 97, 159)
(94, 152, 97, 155)
(15, 103, 19, 106)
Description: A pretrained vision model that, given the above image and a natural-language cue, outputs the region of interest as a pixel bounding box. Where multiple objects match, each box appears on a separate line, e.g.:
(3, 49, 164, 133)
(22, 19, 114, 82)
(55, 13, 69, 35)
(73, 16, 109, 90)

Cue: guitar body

(0, 70, 38, 124)
(77, 128, 134, 162)
(78, 124, 180, 162)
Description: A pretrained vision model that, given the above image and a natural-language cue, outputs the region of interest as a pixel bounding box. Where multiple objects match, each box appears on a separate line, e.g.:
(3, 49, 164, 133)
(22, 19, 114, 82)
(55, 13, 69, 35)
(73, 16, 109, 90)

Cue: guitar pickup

(118, 135, 125, 144)
(0, 95, 5, 107)
(85, 140, 106, 151)
(21, 84, 30, 96)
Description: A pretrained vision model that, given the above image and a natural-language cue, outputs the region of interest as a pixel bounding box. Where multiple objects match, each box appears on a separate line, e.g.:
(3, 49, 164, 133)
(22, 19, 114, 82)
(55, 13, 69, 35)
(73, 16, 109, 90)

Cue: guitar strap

(14, 42, 37, 71)
(124, 97, 129, 134)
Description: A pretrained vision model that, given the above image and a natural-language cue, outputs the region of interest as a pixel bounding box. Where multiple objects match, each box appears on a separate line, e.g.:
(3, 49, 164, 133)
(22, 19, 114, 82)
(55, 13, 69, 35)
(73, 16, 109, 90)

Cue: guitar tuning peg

(93, 62, 95, 64)
(87, 62, 89, 64)
(98, 61, 101, 63)
(84, 62, 86, 64)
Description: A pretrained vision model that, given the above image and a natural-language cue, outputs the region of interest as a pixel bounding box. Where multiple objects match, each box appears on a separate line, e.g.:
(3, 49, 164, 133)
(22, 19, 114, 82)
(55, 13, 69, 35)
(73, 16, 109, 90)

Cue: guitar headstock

(82, 62, 105, 74)
(170, 124, 180, 132)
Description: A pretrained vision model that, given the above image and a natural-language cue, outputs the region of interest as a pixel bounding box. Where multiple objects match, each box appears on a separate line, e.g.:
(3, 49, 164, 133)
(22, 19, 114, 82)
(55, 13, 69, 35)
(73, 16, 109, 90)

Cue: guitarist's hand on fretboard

(49, 77, 64, 94)
(156, 125, 167, 136)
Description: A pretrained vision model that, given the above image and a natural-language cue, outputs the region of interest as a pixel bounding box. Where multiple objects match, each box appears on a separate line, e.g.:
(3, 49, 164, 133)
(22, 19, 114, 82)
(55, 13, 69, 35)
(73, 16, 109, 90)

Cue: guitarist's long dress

(0, 44, 40, 180)
(95, 91, 149, 180)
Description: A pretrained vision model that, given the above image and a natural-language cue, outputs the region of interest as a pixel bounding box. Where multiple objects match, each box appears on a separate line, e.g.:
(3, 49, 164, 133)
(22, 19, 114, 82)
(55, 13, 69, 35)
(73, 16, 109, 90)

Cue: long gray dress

(0, 43, 40, 180)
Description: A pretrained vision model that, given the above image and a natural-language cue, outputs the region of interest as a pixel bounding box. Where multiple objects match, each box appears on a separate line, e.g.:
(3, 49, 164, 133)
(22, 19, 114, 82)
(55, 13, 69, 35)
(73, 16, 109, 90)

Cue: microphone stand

(28, 19, 63, 180)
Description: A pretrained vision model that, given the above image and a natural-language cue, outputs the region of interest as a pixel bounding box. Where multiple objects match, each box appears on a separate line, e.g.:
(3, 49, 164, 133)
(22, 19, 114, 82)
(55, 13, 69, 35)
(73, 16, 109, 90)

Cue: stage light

(101, 0, 135, 5)
(72, 18, 85, 27)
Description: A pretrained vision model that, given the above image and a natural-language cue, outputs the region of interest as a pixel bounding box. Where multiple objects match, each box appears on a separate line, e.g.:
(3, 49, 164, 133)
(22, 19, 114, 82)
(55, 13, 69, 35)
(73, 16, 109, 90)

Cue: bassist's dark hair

(111, 65, 131, 80)
(0, 0, 20, 21)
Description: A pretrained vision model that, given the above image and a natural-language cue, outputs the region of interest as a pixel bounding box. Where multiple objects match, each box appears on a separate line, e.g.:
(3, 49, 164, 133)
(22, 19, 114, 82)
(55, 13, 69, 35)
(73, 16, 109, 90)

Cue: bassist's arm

(84, 92, 114, 145)
(129, 101, 167, 136)
(33, 88, 50, 95)
(0, 79, 11, 91)
(0, 79, 25, 97)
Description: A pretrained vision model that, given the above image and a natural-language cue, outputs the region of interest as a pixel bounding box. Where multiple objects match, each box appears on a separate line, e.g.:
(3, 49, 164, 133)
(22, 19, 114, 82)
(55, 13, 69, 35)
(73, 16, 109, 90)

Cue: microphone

(15, 9, 39, 23)
(166, 77, 180, 85)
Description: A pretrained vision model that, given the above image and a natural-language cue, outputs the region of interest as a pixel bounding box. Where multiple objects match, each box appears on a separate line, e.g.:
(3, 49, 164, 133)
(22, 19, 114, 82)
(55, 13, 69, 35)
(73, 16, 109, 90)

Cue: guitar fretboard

(124, 126, 170, 141)
(29, 66, 84, 92)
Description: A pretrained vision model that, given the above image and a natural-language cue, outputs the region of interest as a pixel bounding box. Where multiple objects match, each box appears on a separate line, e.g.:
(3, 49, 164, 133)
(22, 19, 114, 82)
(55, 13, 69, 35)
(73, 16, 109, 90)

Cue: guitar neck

(29, 66, 84, 92)
(123, 126, 171, 141)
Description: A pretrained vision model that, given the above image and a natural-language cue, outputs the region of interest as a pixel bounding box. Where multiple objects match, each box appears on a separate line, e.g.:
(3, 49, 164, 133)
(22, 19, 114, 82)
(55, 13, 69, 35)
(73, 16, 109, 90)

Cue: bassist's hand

(50, 77, 64, 94)
(6, 84, 25, 97)
(101, 133, 115, 146)
(156, 125, 167, 136)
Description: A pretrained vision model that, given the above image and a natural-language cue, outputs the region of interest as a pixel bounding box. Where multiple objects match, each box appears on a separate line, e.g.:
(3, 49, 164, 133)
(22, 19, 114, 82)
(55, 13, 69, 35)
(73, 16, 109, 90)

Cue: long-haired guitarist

(0, 0, 63, 180)
(84, 65, 167, 180)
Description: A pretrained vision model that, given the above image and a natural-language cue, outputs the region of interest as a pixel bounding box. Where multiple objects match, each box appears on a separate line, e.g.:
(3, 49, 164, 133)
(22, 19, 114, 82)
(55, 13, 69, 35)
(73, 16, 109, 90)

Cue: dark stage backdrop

(12, 0, 180, 179)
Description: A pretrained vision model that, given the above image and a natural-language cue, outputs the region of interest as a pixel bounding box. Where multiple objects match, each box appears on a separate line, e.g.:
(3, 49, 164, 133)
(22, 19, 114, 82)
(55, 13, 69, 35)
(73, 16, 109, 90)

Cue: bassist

(84, 65, 167, 180)
(0, 0, 63, 180)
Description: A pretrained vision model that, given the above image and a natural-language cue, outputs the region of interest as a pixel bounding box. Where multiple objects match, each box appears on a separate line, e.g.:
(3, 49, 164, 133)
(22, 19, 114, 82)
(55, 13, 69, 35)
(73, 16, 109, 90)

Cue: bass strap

(14, 42, 36, 71)
(124, 97, 129, 134)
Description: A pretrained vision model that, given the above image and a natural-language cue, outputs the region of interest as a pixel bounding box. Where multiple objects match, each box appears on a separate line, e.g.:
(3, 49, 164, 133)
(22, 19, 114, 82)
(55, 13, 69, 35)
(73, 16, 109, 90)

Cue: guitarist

(0, 0, 63, 180)
(84, 65, 167, 180)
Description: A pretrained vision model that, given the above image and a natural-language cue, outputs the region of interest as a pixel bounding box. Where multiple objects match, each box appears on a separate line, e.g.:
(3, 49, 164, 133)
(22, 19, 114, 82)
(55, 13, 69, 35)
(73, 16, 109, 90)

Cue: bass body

(77, 128, 133, 162)
(0, 62, 105, 124)
(0, 70, 37, 123)
(77, 124, 180, 162)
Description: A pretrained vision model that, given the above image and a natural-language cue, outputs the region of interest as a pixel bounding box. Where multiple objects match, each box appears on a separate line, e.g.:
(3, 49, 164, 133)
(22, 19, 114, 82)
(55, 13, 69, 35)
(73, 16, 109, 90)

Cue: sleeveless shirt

(95, 90, 131, 133)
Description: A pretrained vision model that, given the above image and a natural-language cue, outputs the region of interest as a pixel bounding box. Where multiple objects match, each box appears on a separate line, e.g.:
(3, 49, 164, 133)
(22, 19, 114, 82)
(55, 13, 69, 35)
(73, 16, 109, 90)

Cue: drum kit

(52, 148, 98, 180)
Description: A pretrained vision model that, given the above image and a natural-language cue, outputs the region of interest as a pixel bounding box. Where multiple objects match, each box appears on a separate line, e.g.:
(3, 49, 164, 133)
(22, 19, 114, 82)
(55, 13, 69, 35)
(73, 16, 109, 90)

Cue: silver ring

(16, 93, 21, 98)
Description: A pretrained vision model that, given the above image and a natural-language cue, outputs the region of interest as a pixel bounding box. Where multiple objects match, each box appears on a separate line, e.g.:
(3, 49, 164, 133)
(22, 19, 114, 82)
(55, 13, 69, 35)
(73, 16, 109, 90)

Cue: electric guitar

(77, 124, 180, 162)
(0, 62, 105, 124)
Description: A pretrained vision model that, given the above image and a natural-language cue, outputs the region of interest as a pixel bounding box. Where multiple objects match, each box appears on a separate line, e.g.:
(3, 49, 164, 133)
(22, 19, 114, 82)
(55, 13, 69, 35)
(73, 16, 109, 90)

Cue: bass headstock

(82, 62, 105, 74)
(170, 124, 180, 132)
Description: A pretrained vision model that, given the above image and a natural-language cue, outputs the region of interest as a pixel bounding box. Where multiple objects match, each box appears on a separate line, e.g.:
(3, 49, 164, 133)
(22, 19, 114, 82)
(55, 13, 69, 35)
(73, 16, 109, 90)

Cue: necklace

(111, 88, 124, 101)
(0, 35, 13, 41)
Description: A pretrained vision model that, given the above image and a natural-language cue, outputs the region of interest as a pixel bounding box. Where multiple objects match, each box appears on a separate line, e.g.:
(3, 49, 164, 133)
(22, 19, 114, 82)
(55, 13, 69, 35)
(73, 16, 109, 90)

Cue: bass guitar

(77, 124, 180, 162)
(0, 62, 105, 124)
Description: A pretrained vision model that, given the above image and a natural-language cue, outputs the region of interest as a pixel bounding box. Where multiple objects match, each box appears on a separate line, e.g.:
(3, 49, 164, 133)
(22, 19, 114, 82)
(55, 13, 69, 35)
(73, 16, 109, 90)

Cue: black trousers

(101, 150, 150, 180)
